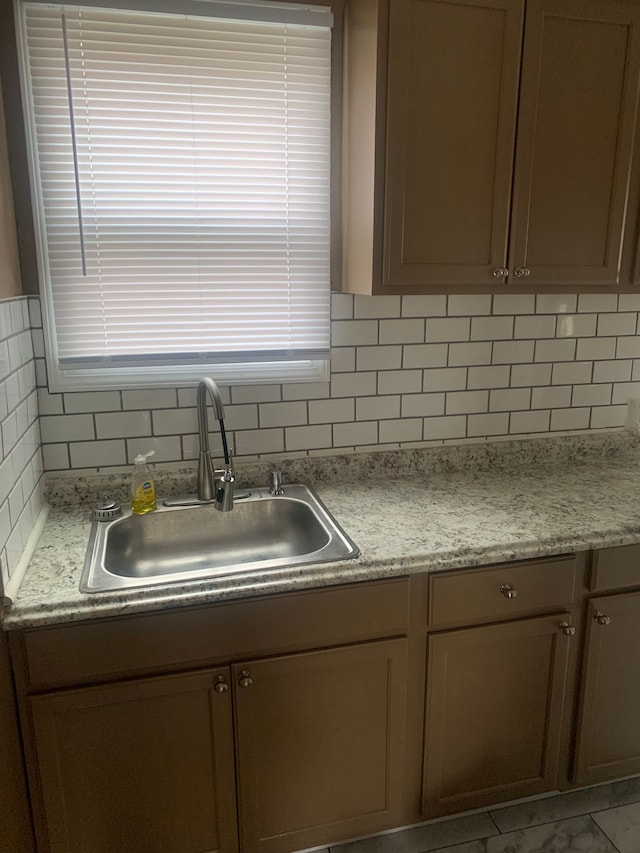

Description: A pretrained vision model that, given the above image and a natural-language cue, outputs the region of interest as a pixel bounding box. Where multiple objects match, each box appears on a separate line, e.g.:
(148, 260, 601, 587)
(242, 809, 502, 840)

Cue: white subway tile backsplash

(96, 410, 152, 439)
(354, 295, 401, 319)
(426, 317, 470, 343)
(356, 345, 403, 371)
(552, 361, 593, 385)
(41, 443, 70, 470)
(467, 365, 510, 390)
(403, 343, 448, 369)
(510, 409, 550, 434)
(449, 341, 492, 366)
(448, 295, 492, 316)
(379, 318, 425, 344)
(65, 390, 122, 413)
(492, 294, 535, 315)
(40, 413, 94, 443)
(331, 293, 354, 320)
(531, 386, 572, 409)
(467, 412, 509, 437)
(534, 338, 576, 362)
(400, 393, 445, 418)
(616, 336, 640, 359)
(535, 294, 577, 314)
(514, 315, 556, 339)
(402, 295, 447, 317)
(424, 414, 467, 440)
(281, 383, 328, 402)
(576, 337, 617, 361)
(231, 384, 282, 404)
(330, 347, 356, 373)
(510, 363, 552, 387)
(332, 420, 378, 447)
(152, 408, 197, 435)
(69, 439, 127, 469)
(379, 418, 422, 444)
(598, 312, 637, 337)
(234, 428, 284, 456)
(612, 382, 640, 405)
(285, 424, 332, 452)
(489, 388, 531, 412)
(550, 407, 590, 431)
(126, 436, 181, 464)
(492, 340, 535, 364)
(308, 398, 354, 424)
(446, 390, 489, 415)
(331, 320, 378, 347)
(578, 294, 618, 313)
(356, 395, 400, 421)
(591, 405, 627, 428)
(594, 359, 632, 383)
(572, 384, 613, 407)
(378, 369, 422, 395)
(331, 372, 377, 398)
(259, 401, 307, 429)
(423, 367, 467, 392)
(471, 316, 514, 341)
(556, 314, 597, 338)
(619, 294, 640, 312)
(222, 404, 259, 432)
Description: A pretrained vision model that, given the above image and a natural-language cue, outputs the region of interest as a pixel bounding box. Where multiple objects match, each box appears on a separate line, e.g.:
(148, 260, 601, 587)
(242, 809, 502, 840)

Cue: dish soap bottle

(130, 450, 157, 515)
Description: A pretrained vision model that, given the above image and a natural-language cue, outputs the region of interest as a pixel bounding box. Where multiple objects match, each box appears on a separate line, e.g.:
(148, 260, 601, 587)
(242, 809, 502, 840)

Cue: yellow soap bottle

(130, 450, 157, 515)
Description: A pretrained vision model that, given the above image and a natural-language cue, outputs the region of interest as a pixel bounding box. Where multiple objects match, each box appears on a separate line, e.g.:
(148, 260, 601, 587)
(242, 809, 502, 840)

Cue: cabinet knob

(595, 611, 611, 626)
(492, 267, 509, 278)
(514, 267, 531, 277)
(238, 670, 254, 688)
(213, 676, 229, 694)
(500, 583, 518, 599)
(559, 621, 576, 636)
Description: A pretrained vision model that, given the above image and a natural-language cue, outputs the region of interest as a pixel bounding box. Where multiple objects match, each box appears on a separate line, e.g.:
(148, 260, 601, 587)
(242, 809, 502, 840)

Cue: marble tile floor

(305, 776, 640, 853)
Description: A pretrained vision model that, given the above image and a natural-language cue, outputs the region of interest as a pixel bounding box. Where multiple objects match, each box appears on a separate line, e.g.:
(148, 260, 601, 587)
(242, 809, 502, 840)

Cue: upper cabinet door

(382, 0, 524, 291)
(508, 0, 640, 289)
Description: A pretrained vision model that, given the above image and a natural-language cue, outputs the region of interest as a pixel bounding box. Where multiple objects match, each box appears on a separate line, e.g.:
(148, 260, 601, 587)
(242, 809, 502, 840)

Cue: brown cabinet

(342, 0, 640, 294)
(574, 589, 640, 786)
(422, 554, 581, 817)
(233, 640, 408, 853)
(14, 580, 412, 853)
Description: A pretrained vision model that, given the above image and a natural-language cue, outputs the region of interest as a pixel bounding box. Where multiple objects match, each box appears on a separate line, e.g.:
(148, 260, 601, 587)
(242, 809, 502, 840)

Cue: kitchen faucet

(196, 377, 235, 510)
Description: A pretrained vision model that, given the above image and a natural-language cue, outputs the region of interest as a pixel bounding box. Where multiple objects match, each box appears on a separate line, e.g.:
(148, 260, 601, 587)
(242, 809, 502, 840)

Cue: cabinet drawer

(20, 578, 410, 690)
(590, 545, 640, 592)
(428, 556, 578, 626)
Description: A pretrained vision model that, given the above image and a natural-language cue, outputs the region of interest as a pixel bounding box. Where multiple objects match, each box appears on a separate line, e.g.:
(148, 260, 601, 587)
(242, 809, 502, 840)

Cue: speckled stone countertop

(5, 429, 640, 629)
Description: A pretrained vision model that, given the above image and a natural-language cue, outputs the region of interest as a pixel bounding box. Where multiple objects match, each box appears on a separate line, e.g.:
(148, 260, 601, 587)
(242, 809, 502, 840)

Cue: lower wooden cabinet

(423, 613, 574, 816)
(29, 668, 239, 853)
(233, 640, 407, 853)
(574, 590, 640, 786)
(25, 637, 408, 853)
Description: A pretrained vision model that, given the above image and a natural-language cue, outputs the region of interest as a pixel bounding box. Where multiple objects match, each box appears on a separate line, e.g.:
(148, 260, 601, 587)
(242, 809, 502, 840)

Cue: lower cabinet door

(232, 638, 408, 853)
(423, 613, 573, 817)
(29, 668, 238, 853)
(574, 591, 640, 785)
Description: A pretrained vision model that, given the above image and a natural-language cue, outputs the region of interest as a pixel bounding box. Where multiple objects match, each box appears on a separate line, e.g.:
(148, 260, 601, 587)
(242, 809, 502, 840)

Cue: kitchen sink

(80, 484, 359, 592)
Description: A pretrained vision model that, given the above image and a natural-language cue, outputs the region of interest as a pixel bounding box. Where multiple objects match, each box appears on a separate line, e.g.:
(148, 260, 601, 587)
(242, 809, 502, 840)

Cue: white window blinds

(19, 0, 332, 386)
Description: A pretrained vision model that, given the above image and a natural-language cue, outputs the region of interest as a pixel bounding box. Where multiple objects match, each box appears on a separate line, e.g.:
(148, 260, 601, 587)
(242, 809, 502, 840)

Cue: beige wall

(0, 82, 22, 298)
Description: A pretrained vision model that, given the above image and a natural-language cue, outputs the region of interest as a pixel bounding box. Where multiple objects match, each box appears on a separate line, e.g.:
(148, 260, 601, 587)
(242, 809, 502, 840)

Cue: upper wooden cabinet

(342, 0, 640, 294)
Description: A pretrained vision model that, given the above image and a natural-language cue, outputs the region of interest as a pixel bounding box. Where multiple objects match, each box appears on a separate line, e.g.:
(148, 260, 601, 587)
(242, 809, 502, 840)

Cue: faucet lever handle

(269, 469, 284, 496)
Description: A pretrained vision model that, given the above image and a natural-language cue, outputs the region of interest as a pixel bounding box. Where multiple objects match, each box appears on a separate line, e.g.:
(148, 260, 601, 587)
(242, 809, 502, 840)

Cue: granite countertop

(5, 429, 640, 630)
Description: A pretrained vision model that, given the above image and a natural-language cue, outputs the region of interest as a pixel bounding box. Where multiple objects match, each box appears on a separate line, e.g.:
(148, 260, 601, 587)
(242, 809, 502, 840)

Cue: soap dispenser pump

(130, 450, 157, 515)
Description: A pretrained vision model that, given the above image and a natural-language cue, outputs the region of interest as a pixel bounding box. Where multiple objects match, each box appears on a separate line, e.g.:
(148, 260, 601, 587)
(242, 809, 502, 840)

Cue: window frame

(9, 0, 343, 391)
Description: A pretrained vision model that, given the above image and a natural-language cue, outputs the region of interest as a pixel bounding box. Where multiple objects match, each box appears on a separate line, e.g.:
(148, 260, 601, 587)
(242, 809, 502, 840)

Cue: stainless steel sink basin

(81, 484, 359, 592)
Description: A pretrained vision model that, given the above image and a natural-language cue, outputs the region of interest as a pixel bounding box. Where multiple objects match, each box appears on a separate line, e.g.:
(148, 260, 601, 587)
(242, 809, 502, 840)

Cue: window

(17, 0, 332, 390)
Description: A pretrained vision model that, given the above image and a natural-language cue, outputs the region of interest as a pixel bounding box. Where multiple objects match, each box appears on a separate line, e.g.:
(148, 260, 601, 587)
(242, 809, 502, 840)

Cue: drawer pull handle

(213, 676, 229, 694)
(238, 670, 254, 689)
(493, 267, 509, 278)
(500, 584, 518, 599)
(595, 612, 611, 626)
(559, 621, 576, 637)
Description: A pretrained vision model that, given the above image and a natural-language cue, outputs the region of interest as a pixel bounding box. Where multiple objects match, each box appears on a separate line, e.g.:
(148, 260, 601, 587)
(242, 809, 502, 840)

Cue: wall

(34, 291, 640, 474)
(0, 84, 43, 590)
